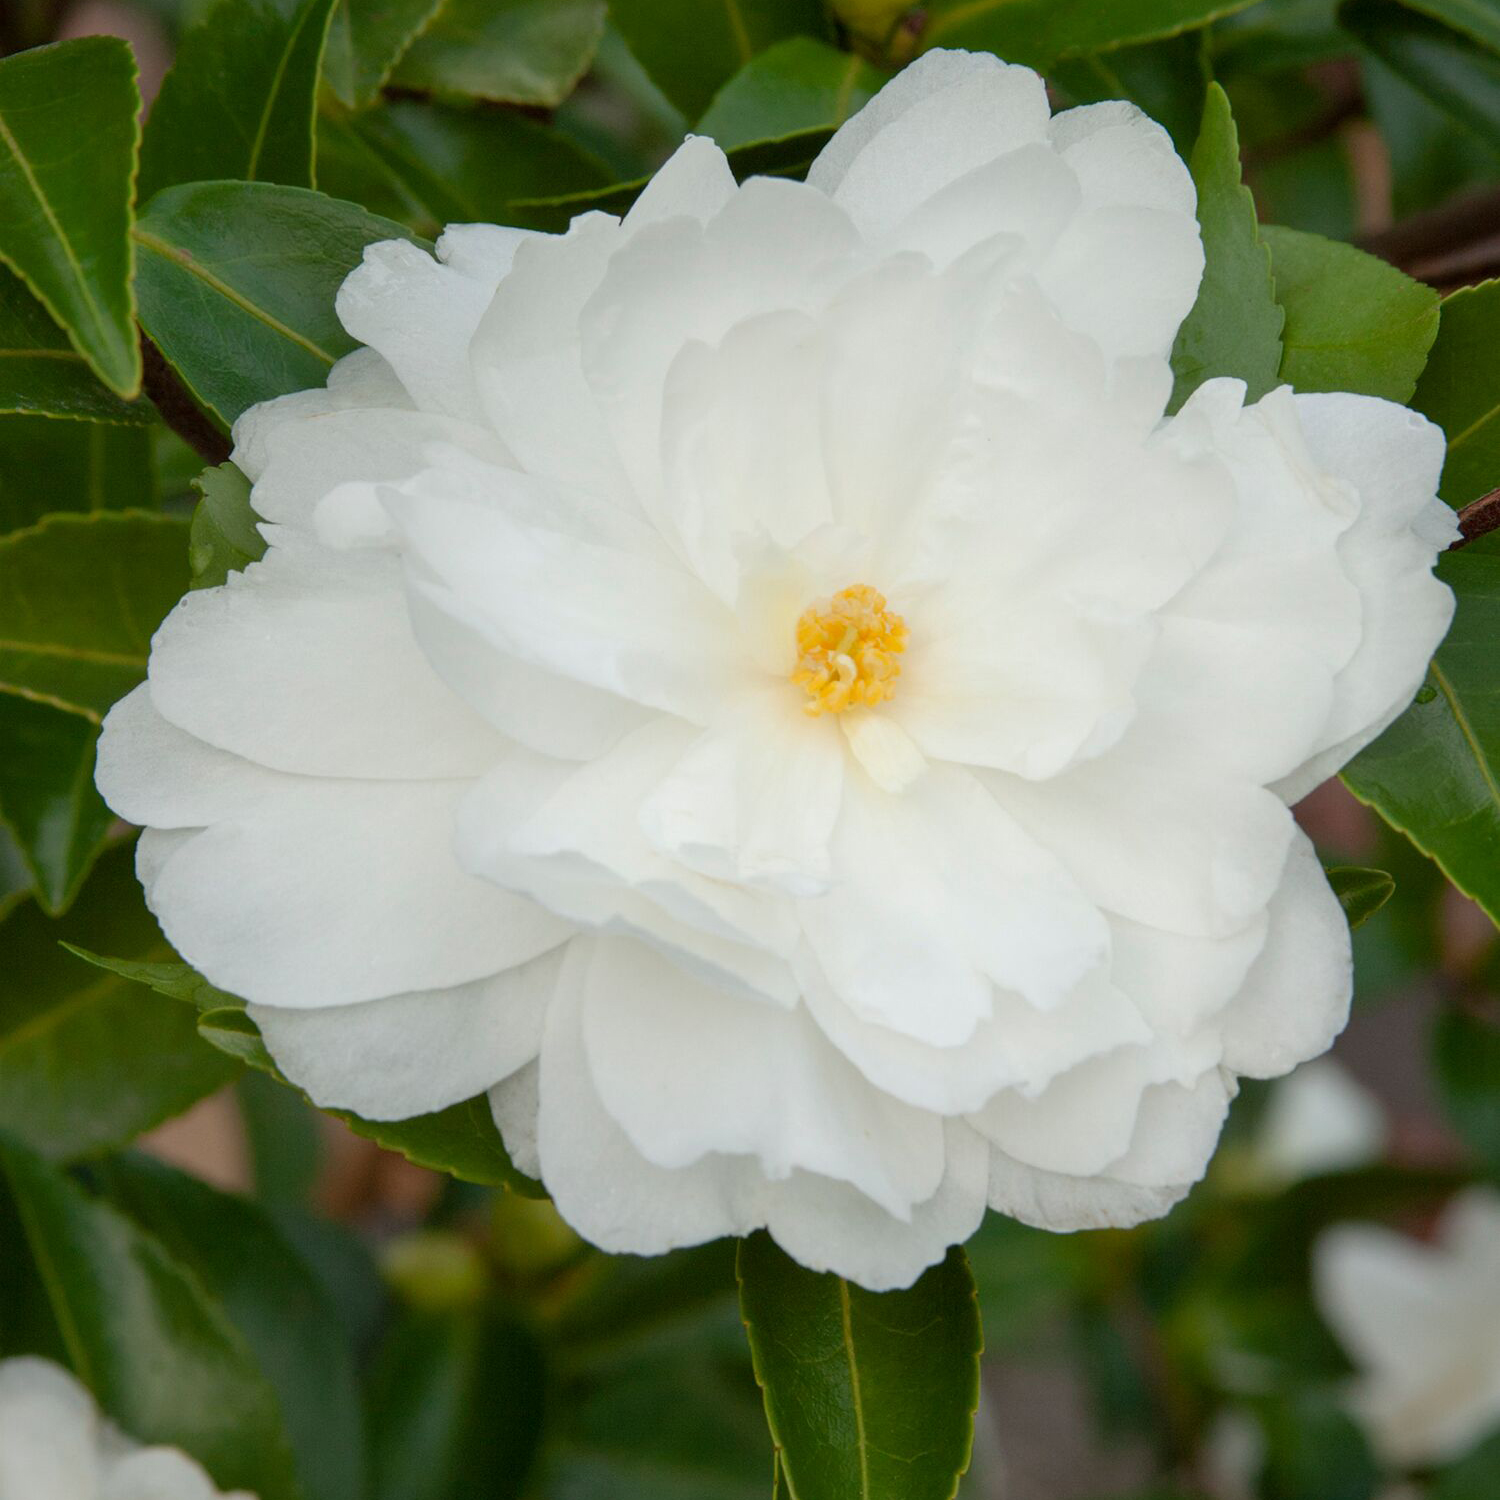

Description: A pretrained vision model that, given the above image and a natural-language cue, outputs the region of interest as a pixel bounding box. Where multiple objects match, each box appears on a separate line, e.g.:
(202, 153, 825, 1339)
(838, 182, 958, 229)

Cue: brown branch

(139, 332, 231, 465)
(1452, 487, 1500, 550)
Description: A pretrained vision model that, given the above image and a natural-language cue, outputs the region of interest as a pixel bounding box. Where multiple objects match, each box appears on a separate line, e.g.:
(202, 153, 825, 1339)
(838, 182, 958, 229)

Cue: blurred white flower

(98, 50, 1456, 1289)
(1253, 1058, 1386, 1185)
(0, 1358, 255, 1500)
(1315, 1190, 1500, 1465)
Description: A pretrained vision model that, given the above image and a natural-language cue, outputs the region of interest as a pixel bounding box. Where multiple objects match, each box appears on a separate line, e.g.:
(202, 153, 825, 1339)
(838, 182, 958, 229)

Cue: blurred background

(4, 0, 1500, 1496)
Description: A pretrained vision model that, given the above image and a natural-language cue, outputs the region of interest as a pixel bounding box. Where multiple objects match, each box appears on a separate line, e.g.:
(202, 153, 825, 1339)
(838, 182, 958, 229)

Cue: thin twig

(1452, 487, 1500, 550)
(138, 331, 231, 465)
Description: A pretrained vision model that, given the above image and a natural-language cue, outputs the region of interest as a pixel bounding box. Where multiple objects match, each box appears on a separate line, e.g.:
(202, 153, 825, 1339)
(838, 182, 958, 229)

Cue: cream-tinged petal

(250, 946, 566, 1121)
(639, 686, 845, 897)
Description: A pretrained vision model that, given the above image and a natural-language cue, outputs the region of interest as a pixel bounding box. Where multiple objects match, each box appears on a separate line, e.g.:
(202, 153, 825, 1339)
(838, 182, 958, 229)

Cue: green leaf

(98, 1153, 364, 1500)
(0, 38, 141, 397)
(0, 413, 153, 535)
(1432, 1007, 1500, 1178)
(1393, 0, 1500, 54)
(390, 0, 604, 106)
(1432, 1427, 1500, 1500)
(1250, 136, 1358, 242)
(323, 0, 445, 110)
(1413, 279, 1500, 506)
(238, 1069, 323, 1203)
(1262, 225, 1440, 401)
(1325, 866, 1397, 929)
(697, 37, 884, 151)
(0, 269, 150, 423)
(0, 847, 239, 1159)
(133, 181, 420, 430)
(737, 1235, 982, 1500)
(609, 0, 829, 121)
(920, 0, 1260, 70)
(1340, 0, 1500, 147)
(0, 510, 188, 721)
(63, 947, 241, 1011)
(189, 461, 266, 589)
(0, 1132, 300, 1498)
(0, 696, 112, 913)
(1255, 1388, 1379, 1500)
(317, 100, 608, 240)
(1212, 0, 1350, 74)
(367, 1308, 547, 1500)
(139, 0, 339, 200)
(1343, 535, 1500, 928)
(1169, 84, 1285, 412)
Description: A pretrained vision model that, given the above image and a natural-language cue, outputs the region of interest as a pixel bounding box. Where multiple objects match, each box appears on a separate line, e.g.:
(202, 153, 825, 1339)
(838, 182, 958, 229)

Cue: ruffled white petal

(250, 945, 565, 1120)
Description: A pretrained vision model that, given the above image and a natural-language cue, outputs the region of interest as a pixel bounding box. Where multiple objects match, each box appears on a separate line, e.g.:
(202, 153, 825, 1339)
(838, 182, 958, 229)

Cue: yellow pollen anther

(791, 584, 908, 717)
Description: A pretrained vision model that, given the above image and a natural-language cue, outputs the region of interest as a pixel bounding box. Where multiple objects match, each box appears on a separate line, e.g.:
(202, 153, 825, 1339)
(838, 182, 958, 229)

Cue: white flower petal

(1218, 830, 1352, 1078)
(580, 935, 945, 1216)
(802, 765, 1110, 1044)
(639, 686, 845, 896)
(811, 50, 1050, 238)
(985, 1151, 1191, 1233)
(1276, 393, 1456, 802)
(250, 945, 565, 1121)
(146, 542, 503, 780)
(149, 777, 568, 1008)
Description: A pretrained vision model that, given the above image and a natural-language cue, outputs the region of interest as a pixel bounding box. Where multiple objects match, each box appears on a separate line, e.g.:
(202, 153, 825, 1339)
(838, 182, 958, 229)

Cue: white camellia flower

(1315, 1190, 1500, 1466)
(97, 50, 1458, 1290)
(0, 1358, 256, 1500)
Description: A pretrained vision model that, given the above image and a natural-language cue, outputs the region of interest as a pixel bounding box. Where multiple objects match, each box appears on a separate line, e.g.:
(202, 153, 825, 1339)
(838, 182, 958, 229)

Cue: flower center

(791, 584, 908, 717)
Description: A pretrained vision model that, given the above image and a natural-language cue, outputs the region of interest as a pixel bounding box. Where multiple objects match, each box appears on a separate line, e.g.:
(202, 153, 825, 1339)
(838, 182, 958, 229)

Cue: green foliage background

(1, 0, 1499, 1497)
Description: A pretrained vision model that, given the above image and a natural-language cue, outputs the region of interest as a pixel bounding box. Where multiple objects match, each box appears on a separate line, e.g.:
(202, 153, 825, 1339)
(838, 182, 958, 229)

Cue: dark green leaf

(341, 1094, 541, 1192)
(0, 696, 112, 913)
(390, 0, 604, 106)
(1263, 224, 1440, 401)
(1343, 535, 1500, 928)
(697, 37, 884, 151)
(1340, 0, 1500, 147)
(0, 1132, 300, 1498)
(0, 38, 141, 397)
(1413, 278, 1500, 506)
(1395, 0, 1500, 53)
(139, 0, 339, 199)
(0, 846, 239, 1159)
(1363, 55, 1500, 219)
(199, 1005, 280, 1068)
(238, 1068, 323, 1203)
(1433, 1427, 1500, 1500)
(920, 0, 1260, 70)
(1169, 84, 1285, 412)
(133, 181, 419, 429)
(0, 413, 152, 535)
(1325, 866, 1397, 929)
(1432, 1007, 1500, 1177)
(189, 461, 266, 589)
(1256, 1388, 1379, 1500)
(1051, 31, 1209, 154)
(317, 100, 608, 239)
(1212, 0, 1349, 74)
(964, 1212, 1094, 1353)
(609, 0, 828, 120)
(737, 1234, 982, 1500)
(98, 1153, 364, 1500)
(324, 0, 445, 109)
(1250, 136, 1357, 242)
(0, 510, 188, 721)
(0, 269, 150, 423)
(368, 1308, 546, 1500)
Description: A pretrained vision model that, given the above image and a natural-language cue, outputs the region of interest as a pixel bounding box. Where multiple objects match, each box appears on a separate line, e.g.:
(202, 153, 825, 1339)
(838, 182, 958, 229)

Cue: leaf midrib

(1433, 658, 1500, 814)
(838, 1279, 872, 1500)
(132, 226, 337, 363)
(0, 109, 117, 364)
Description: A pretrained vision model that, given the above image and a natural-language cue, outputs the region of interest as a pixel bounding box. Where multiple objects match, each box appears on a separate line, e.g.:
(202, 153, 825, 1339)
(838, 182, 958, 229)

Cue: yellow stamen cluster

(791, 584, 908, 717)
